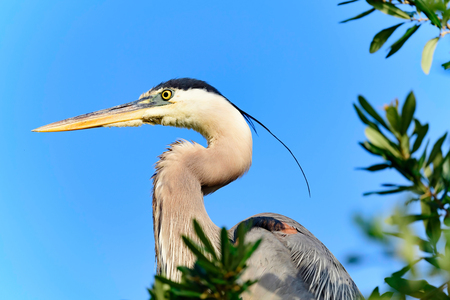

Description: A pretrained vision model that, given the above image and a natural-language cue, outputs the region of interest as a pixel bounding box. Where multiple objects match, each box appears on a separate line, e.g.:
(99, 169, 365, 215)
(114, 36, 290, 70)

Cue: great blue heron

(33, 78, 361, 300)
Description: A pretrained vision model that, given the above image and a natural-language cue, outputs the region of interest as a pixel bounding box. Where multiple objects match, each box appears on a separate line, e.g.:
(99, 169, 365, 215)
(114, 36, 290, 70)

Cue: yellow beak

(32, 96, 160, 132)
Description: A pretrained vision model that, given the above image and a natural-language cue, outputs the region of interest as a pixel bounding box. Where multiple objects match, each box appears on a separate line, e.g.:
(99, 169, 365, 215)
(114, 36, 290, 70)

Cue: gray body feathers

(230, 213, 362, 300)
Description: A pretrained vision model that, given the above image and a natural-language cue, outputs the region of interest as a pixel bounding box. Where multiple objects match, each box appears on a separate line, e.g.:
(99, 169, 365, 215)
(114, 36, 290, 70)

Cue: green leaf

(340, 8, 376, 23)
(386, 231, 434, 253)
(365, 127, 400, 156)
(149, 277, 171, 300)
(368, 287, 381, 300)
(386, 106, 401, 134)
(387, 25, 420, 58)
(360, 141, 387, 157)
(360, 163, 391, 171)
(380, 292, 394, 300)
(220, 228, 230, 267)
(415, 0, 442, 28)
(400, 92, 416, 135)
(154, 275, 187, 290)
(442, 61, 450, 70)
(354, 104, 379, 130)
(366, 0, 412, 19)
(424, 257, 440, 269)
(370, 23, 404, 53)
(400, 134, 410, 157)
(427, 133, 447, 166)
(385, 277, 429, 296)
(364, 186, 412, 196)
(411, 120, 428, 154)
(193, 220, 218, 260)
(182, 236, 220, 273)
(392, 259, 422, 277)
(426, 214, 442, 246)
(368, 287, 394, 300)
(422, 285, 450, 300)
(358, 95, 390, 129)
(388, 214, 433, 225)
(171, 290, 203, 297)
(421, 37, 439, 75)
(338, 0, 359, 5)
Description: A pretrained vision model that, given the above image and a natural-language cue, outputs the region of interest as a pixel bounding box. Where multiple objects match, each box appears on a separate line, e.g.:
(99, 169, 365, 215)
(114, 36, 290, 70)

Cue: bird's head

(33, 77, 310, 195)
(32, 78, 248, 140)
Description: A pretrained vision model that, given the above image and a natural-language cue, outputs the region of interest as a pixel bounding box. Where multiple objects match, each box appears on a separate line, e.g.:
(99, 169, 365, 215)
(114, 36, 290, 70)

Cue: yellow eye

(161, 89, 173, 100)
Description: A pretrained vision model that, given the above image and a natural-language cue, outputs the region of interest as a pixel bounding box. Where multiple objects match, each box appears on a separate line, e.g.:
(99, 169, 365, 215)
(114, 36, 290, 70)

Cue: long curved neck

(152, 98, 252, 281)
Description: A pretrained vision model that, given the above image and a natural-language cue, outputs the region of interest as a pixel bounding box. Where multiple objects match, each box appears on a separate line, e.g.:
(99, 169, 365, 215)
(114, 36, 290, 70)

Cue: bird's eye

(161, 90, 173, 100)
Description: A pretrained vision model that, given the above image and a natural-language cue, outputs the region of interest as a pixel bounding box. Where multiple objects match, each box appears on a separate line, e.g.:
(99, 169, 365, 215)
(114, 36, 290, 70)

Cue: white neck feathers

(151, 90, 253, 280)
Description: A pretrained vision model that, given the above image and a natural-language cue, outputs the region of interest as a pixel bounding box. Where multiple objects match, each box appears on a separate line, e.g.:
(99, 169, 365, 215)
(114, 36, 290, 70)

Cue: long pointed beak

(33, 96, 158, 132)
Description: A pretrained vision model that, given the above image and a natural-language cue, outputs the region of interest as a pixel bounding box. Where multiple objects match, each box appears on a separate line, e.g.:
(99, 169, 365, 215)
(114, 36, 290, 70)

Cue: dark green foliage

(415, 0, 442, 28)
(148, 220, 261, 300)
(340, 0, 450, 74)
(387, 25, 421, 58)
(354, 93, 450, 299)
(340, 8, 376, 23)
(370, 23, 404, 54)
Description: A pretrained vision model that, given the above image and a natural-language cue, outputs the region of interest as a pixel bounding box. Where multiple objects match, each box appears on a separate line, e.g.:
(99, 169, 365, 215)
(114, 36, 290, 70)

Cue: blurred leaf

(149, 277, 170, 300)
(365, 127, 400, 156)
(341, 8, 376, 23)
(360, 163, 391, 171)
(346, 254, 362, 264)
(358, 95, 390, 129)
(220, 227, 230, 267)
(182, 236, 221, 274)
(368, 287, 381, 299)
(443, 155, 450, 181)
(355, 214, 386, 241)
(171, 290, 203, 297)
(193, 220, 218, 260)
(385, 277, 429, 296)
(415, 0, 442, 28)
(442, 61, 450, 70)
(426, 214, 442, 246)
(368, 287, 394, 300)
(338, 0, 359, 5)
(427, 133, 447, 166)
(387, 25, 420, 58)
(385, 231, 434, 253)
(412, 120, 429, 154)
(421, 37, 439, 75)
(360, 141, 387, 156)
(380, 291, 394, 300)
(354, 104, 379, 130)
(387, 214, 433, 225)
(400, 135, 410, 158)
(424, 257, 440, 269)
(370, 23, 404, 53)
(366, 0, 412, 19)
(364, 186, 413, 196)
(386, 106, 401, 134)
(392, 259, 422, 277)
(422, 285, 450, 300)
(400, 92, 416, 135)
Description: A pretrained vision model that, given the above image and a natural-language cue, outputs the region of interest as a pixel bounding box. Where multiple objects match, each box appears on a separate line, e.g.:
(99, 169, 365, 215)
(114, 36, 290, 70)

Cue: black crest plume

(152, 78, 311, 197)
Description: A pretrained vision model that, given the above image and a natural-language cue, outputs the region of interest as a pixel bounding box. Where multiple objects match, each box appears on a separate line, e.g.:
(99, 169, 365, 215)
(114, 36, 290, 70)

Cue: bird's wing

(230, 213, 362, 300)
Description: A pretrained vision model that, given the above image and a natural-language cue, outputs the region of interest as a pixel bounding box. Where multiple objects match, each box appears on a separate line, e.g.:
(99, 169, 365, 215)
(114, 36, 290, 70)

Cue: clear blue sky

(1, 1, 449, 299)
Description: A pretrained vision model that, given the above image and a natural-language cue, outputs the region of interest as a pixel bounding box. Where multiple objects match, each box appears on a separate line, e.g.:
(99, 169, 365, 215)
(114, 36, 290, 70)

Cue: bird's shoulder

(229, 213, 362, 300)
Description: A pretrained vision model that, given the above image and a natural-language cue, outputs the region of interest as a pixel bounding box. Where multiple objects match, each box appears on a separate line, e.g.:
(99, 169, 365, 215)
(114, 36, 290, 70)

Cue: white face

(32, 80, 248, 136)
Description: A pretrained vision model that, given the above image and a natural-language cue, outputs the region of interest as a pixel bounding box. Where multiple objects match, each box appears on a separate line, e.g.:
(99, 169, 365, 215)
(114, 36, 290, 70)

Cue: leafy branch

(354, 92, 450, 299)
(149, 220, 261, 300)
(340, 0, 450, 74)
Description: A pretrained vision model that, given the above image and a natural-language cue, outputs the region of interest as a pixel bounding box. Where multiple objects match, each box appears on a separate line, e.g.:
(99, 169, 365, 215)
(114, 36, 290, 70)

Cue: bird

(33, 78, 362, 300)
